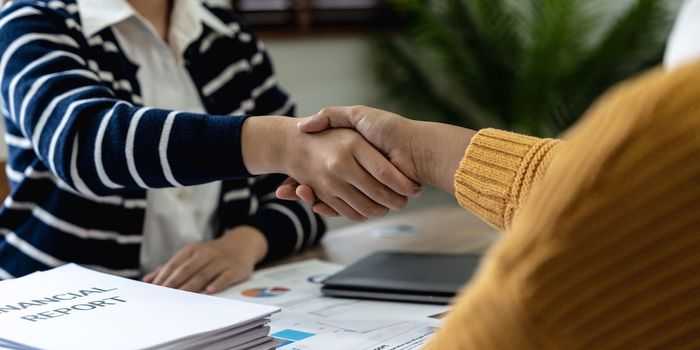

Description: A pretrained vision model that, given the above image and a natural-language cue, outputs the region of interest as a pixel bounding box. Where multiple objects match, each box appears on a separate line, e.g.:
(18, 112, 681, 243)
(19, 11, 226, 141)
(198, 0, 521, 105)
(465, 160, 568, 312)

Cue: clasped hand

(275, 106, 476, 216)
(242, 115, 423, 222)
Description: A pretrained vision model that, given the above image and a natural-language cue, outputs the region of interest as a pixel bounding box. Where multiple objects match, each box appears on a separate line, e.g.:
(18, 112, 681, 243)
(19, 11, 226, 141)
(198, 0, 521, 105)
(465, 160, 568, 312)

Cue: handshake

(242, 106, 475, 221)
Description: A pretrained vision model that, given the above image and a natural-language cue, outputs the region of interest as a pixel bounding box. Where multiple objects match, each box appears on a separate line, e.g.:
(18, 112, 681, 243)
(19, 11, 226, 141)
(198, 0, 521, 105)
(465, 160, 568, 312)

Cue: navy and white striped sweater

(0, 0, 325, 279)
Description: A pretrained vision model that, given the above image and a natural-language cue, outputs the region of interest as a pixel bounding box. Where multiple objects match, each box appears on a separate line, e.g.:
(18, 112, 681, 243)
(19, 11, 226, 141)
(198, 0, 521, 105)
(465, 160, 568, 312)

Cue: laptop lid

(321, 251, 482, 304)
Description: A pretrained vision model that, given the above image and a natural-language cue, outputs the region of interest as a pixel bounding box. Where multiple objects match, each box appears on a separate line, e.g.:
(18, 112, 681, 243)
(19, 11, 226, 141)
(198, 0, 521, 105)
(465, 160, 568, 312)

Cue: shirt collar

(193, 1, 235, 38)
(76, 0, 235, 39)
(76, 0, 134, 38)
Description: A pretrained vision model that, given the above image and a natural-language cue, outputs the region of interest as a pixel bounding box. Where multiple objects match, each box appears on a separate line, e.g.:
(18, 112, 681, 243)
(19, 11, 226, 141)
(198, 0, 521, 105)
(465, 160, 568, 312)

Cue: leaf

(369, 36, 483, 127)
(561, 0, 671, 127)
(371, 0, 674, 136)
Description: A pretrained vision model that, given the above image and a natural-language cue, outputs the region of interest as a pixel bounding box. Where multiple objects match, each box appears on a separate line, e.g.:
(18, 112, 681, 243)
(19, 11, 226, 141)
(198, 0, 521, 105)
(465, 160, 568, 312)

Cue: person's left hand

(142, 226, 268, 294)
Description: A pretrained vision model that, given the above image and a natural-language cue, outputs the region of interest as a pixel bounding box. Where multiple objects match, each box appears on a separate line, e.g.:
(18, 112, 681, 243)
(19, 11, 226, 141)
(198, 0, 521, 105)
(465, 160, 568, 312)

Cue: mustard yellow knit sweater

(427, 61, 700, 349)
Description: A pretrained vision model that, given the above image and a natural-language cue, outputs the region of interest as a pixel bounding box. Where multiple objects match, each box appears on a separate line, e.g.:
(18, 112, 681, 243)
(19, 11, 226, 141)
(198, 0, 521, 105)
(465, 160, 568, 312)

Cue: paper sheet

(216, 259, 449, 349)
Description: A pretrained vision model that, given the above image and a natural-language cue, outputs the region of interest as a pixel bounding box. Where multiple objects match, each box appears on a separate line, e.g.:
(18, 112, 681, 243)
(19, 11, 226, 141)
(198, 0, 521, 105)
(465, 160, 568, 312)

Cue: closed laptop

(321, 251, 482, 304)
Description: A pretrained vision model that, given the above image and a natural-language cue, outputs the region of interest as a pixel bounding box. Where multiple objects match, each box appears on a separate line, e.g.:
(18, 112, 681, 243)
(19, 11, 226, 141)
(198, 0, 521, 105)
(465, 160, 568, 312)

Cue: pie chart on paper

(241, 287, 290, 298)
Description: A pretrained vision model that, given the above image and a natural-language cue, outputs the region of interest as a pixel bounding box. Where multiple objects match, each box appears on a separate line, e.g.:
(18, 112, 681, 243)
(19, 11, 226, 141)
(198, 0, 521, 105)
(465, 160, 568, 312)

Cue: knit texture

(430, 61, 700, 349)
(455, 129, 560, 232)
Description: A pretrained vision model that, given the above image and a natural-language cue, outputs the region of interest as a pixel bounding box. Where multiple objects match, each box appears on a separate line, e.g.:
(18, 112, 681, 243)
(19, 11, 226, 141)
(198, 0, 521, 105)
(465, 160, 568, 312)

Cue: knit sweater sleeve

(454, 128, 561, 232)
(427, 62, 700, 349)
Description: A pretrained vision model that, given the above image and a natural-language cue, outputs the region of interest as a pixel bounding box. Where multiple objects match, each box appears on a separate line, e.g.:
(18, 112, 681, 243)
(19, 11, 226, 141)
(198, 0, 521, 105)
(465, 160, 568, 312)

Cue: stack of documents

(0, 264, 280, 350)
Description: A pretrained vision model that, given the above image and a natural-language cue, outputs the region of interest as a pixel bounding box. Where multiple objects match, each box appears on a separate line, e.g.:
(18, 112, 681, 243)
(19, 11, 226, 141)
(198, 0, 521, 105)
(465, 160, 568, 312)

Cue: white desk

(275, 204, 500, 266)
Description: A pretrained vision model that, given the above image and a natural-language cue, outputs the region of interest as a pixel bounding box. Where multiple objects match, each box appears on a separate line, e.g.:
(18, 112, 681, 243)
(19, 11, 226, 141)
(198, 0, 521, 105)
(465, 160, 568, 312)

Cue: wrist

(412, 121, 476, 194)
(221, 226, 269, 264)
(241, 116, 297, 175)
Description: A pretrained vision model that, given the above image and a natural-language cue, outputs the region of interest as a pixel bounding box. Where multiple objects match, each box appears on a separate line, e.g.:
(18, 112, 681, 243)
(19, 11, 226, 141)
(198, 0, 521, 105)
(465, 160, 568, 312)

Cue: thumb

(298, 107, 358, 133)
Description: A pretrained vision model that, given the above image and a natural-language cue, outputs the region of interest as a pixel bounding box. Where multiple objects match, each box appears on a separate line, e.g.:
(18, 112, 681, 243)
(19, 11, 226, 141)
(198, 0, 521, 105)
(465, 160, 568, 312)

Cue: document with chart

(0, 264, 280, 350)
(217, 260, 447, 349)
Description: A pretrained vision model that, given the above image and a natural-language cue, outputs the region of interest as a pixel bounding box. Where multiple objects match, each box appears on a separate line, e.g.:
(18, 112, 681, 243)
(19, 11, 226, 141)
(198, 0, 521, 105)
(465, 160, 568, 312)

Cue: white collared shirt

(665, 0, 700, 70)
(77, 0, 234, 274)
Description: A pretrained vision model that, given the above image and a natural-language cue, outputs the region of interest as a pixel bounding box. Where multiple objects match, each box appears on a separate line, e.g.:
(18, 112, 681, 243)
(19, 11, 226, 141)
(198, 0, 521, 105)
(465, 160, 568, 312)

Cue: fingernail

(411, 187, 422, 197)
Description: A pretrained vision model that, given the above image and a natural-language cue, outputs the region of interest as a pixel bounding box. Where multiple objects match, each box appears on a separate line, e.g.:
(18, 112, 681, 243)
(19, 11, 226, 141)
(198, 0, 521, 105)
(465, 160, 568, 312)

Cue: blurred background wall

(264, 35, 382, 117)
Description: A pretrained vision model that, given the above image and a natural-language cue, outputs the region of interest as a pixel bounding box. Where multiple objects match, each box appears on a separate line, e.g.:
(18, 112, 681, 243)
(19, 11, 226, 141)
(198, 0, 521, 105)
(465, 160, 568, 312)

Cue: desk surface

(278, 205, 501, 266)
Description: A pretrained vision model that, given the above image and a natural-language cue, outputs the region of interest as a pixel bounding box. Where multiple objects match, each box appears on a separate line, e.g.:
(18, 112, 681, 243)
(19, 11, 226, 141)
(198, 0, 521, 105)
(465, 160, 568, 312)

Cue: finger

(276, 184, 300, 200)
(298, 106, 359, 133)
(329, 180, 388, 219)
(318, 192, 368, 222)
(278, 183, 319, 206)
(180, 263, 225, 293)
(142, 266, 162, 283)
(152, 245, 196, 286)
(205, 269, 248, 294)
(342, 156, 409, 212)
(162, 254, 212, 289)
(296, 184, 317, 205)
(276, 177, 301, 200)
(354, 143, 421, 199)
(312, 202, 339, 216)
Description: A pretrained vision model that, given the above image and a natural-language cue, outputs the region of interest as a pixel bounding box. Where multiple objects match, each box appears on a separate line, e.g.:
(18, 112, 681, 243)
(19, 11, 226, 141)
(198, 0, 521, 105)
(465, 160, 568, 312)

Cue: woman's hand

(299, 106, 476, 190)
(276, 106, 476, 215)
(241, 116, 421, 222)
(142, 226, 267, 294)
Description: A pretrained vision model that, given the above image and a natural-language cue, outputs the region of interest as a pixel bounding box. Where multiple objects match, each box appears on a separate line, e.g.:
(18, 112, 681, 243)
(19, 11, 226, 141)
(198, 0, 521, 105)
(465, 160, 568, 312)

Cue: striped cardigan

(0, 0, 325, 279)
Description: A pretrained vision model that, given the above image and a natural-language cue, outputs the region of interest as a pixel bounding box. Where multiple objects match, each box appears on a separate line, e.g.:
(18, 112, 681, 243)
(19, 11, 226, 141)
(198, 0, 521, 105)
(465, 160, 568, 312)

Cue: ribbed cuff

(454, 129, 560, 231)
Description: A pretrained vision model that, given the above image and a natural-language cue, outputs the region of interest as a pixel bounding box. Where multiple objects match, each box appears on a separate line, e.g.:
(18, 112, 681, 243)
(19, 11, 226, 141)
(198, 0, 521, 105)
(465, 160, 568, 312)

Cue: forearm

(411, 121, 477, 194)
(241, 116, 294, 175)
(410, 121, 560, 232)
(0, 6, 251, 194)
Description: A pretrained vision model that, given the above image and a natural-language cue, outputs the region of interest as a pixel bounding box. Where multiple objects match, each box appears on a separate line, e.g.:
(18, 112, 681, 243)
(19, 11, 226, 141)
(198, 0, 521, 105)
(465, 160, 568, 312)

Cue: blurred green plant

(371, 0, 676, 136)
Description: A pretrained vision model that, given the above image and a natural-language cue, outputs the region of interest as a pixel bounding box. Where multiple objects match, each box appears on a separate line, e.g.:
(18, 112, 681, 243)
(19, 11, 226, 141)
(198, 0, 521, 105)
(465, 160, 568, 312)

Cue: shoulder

(202, 3, 263, 44)
(0, 0, 83, 39)
(202, 3, 241, 27)
(1, 0, 79, 22)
